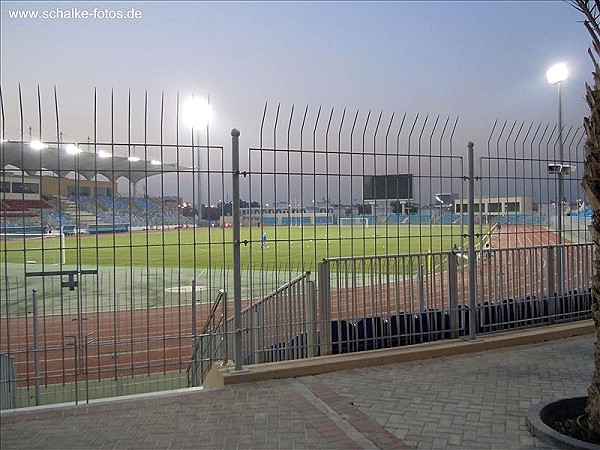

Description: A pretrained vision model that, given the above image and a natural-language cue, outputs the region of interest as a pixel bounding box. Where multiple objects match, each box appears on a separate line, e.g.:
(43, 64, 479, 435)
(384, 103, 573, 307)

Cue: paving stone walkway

(1, 334, 594, 449)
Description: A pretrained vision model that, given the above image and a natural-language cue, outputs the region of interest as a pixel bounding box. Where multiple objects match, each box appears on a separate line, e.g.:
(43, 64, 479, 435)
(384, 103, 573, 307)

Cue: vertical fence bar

(32, 288, 40, 406)
(317, 261, 331, 356)
(222, 290, 229, 365)
(418, 263, 425, 311)
(467, 142, 477, 340)
(231, 129, 243, 371)
(547, 246, 556, 323)
(557, 82, 564, 297)
(191, 278, 197, 372)
(448, 251, 459, 338)
(306, 274, 317, 358)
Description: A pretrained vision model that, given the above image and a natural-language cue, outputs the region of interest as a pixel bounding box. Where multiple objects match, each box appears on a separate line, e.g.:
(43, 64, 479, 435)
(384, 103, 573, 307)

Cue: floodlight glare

(98, 150, 112, 158)
(546, 63, 568, 85)
(182, 97, 212, 129)
(30, 140, 48, 150)
(127, 156, 140, 162)
(65, 144, 82, 154)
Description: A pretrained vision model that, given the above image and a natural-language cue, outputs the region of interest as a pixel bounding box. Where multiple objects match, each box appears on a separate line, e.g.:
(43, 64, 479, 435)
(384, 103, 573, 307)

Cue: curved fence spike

(312, 105, 322, 150)
(286, 104, 294, 150)
(273, 102, 281, 150)
(325, 107, 335, 152)
(259, 102, 268, 149)
(486, 119, 499, 153)
(337, 107, 346, 153)
(395, 112, 407, 154)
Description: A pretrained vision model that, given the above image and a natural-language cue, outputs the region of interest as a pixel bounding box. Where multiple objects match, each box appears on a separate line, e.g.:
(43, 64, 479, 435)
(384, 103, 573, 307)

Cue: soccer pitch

(1, 224, 485, 316)
(1, 224, 474, 270)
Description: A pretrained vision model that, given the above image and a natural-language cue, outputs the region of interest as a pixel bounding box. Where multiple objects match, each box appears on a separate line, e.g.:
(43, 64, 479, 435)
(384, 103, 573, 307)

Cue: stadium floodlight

(546, 63, 568, 85)
(98, 150, 112, 158)
(547, 62, 568, 296)
(30, 140, 48, 150)
(150, 159, 161, 165)
(127, 155, 140, 162)
(182, 97, 212, 129)
(65, 144, 82, 154)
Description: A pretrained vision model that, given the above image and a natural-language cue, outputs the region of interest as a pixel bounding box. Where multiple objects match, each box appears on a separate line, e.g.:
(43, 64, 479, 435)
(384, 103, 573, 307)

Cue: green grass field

(1, 225, 475, 270)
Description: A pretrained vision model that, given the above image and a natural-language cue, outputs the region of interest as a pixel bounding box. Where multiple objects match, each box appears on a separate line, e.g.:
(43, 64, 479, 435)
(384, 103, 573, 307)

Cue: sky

(0, 0, 595, 202)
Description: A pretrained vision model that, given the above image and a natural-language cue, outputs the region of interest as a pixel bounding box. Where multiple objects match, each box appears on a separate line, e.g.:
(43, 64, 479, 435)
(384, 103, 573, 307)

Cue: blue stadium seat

(290, 332, 310, 359)
(264, 342, 287, 362)
(412, 309, 443, 343)
(516, 295, 538, 326)
(498, 299, 517, 329)
(331, 320, 355, 354)
(388, 313, 413, 346)
(477, 301, 497, 332)
(457, 304, 470, 336)
(356, 316, 386, 351)
(442, 311, 452, 339)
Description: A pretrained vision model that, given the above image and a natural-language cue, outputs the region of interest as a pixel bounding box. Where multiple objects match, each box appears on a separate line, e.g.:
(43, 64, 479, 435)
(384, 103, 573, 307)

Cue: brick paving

(1, 334, 595, 449)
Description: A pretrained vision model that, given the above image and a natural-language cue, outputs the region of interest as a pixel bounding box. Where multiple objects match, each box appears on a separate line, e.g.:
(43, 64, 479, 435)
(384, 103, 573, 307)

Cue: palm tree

(571, 0, 600, 433)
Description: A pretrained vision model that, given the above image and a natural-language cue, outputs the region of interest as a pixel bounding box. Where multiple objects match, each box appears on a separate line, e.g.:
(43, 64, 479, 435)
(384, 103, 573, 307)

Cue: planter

(527, 396, 600, 449)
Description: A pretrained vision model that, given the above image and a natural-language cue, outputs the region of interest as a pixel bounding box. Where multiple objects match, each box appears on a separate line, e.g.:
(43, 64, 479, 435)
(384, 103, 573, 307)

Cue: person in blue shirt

(262, 230, 268, 247)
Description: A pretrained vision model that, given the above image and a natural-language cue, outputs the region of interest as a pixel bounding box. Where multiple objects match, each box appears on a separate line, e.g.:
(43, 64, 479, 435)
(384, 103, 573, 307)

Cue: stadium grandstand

(1, 141, 195, 235)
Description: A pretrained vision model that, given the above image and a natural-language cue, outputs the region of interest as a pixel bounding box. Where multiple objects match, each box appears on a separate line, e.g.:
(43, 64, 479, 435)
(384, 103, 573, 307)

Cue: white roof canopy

(1, 142, 190, 183)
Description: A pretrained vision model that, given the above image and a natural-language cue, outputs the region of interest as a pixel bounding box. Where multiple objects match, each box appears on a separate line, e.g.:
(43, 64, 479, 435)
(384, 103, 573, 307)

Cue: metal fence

(0, 88, 593, 407)
(0, 353, 17, 410)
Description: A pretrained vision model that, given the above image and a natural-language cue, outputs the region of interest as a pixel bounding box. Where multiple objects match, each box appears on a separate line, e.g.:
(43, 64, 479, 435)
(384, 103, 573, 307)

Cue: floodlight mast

(546, 63, 568, 294)
(183, 96, 212, 225)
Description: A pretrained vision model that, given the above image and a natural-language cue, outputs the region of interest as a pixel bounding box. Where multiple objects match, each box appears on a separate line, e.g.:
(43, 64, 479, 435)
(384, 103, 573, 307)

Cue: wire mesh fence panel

(0, 89, 593, 408)
(1, 86, 232, 407)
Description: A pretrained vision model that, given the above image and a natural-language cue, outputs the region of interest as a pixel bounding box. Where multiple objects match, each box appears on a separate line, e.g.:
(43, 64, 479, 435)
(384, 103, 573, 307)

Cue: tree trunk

(571, 0, 600, 433)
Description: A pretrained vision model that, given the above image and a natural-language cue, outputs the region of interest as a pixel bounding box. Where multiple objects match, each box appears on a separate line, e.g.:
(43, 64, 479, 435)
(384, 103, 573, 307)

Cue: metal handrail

(187, 289, 226, 387)
(238, 271, 311, 316)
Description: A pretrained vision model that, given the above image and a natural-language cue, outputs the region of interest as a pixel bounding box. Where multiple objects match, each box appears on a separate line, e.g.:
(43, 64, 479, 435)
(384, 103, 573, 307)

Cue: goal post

(339, 217, 370, 227)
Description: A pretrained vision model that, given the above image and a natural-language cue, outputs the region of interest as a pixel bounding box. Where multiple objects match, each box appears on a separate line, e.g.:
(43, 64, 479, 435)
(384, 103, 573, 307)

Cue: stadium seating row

(2, 195, 193, 229)
(257, 289, 592, 363)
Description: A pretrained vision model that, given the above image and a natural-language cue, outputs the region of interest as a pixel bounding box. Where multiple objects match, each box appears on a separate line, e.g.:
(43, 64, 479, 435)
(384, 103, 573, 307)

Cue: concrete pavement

(1, 331, 595, 449)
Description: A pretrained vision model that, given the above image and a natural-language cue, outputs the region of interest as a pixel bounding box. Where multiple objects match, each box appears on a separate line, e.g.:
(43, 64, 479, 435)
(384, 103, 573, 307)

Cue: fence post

(418, 263, 425, 311)
(317, 261, 331, 356)
(547, 246, 556, 324)
(231, 128, 244, 372)
(447, 252, 459, 339)
(191, 278, 197, 371)
(306, 273, 317, 358)
(248, 304, 263, 364)
(222, 290, 229, 365)
(467, 142, 477, 340)
(32, 288, 40, 406)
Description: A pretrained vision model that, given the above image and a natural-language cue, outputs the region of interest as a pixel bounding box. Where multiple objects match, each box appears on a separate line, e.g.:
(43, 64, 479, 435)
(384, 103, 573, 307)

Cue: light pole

(546, 62, 568, 294)
(182, 96, 211, 360)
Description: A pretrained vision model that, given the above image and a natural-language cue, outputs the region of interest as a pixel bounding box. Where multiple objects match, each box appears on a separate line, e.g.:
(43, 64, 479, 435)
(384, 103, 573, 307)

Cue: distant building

(454, 196, 533, 217)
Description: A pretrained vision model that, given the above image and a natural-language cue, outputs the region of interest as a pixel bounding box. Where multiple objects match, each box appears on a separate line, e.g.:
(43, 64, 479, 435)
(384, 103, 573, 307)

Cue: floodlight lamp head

(30, 140, 48, 150)
(546, 63, 568, 85)
(65, 144, 82, 155)
(183, 97, 212, 130)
